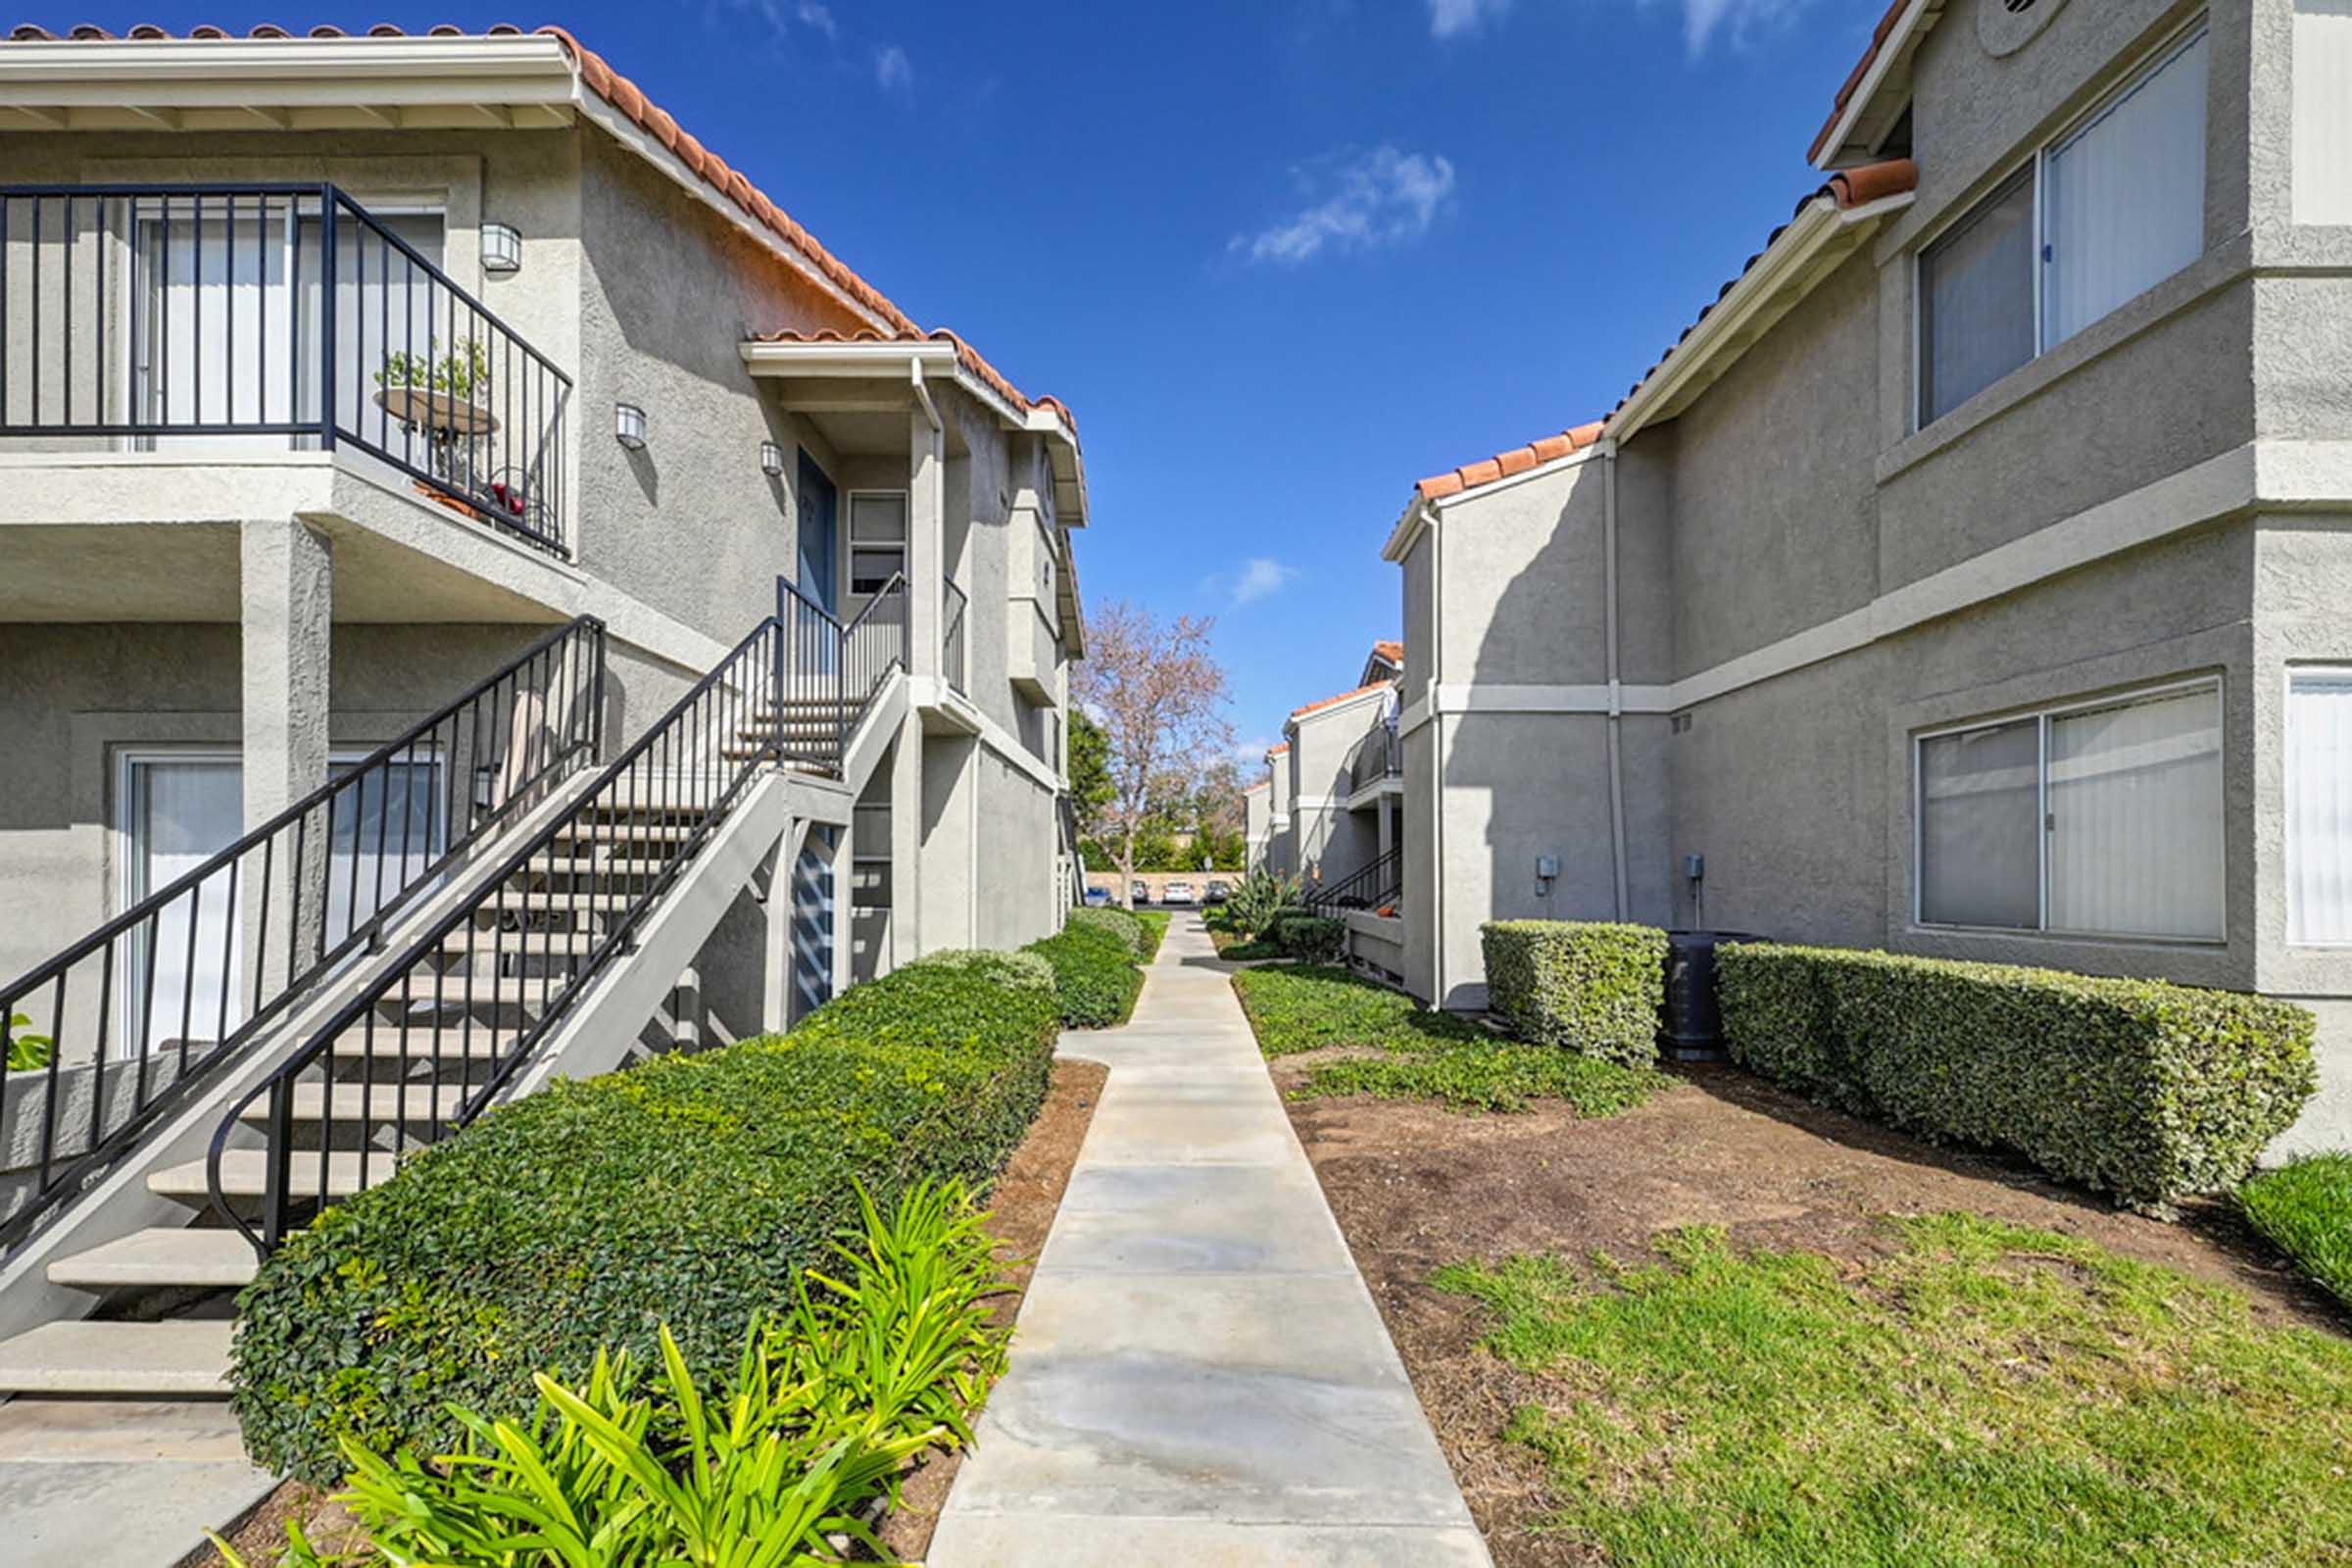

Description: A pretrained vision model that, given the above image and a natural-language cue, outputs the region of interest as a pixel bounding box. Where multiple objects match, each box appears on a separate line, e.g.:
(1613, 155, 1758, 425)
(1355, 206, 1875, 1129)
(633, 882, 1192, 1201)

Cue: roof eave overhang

(0, 36, 907, 337)
(1810, 0, 1942, 171)
(740, 338, 1087, 524)
(1381, 435, 1617, 563)
(1288, 685, 1391, 730)
(1608, 189, 1913, 446)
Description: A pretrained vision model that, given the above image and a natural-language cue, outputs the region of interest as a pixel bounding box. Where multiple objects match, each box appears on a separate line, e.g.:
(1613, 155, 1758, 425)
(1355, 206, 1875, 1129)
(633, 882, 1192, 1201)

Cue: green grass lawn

(2240, 1153, 2352, 1309)
(1231, 963, 1666, 1115)
(1434, 1213, 2352, 1567)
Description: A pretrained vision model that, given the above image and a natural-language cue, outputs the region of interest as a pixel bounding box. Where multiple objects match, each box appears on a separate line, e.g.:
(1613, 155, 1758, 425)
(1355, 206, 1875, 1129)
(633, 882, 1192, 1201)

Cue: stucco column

(827, 818, 855, 1002)
(760, 826, 795, 1034)
(1379, 795, 1395, 866)
(240, 515, 332, 995)
(906, 406, 944, 680)
(888, 719, 925, 970)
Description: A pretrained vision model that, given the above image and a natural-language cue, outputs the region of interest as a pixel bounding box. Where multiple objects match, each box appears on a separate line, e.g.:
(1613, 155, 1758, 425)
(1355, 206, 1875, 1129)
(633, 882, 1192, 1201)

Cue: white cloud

(1234, 735, 1280, 764)
(1671, 0, 1809, 53)
(1230, 558, 1300, 606)
(1430, 0, 1811, 55)
(1230, 146, 1456, 267)
(796, 1, 838, 36)
(1427, 0, 1511, 37)
(874, 44, 913, 91)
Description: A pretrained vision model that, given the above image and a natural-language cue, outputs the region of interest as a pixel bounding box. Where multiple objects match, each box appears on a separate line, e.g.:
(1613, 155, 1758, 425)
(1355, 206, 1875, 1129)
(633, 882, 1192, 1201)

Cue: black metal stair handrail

(0, 615, 605, 1252)
(0, 182, 573, 553)
(1305, 846, 1404, 913)
(208, 615, 785, 1256)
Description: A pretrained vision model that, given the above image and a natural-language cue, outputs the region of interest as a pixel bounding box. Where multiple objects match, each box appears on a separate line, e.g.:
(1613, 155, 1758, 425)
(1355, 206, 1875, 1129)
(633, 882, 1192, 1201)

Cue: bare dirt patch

(1279, 1062, 2341, 1566)
(872, 1056, 1104, 1561)
(190, 1059, 1107, 1568)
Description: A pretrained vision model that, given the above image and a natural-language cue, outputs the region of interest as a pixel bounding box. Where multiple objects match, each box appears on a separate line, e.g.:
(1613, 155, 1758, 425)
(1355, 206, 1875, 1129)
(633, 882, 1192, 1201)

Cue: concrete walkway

(930, 916, 1490, 1567)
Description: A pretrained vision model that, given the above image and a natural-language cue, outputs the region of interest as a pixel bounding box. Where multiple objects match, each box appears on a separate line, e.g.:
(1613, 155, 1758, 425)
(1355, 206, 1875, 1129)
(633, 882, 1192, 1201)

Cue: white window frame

(844, 489, 909, 599)
(1913, 16, 2209, 431)
(2283, 663, 2352, 947)
(1911, 675, 2227, 944)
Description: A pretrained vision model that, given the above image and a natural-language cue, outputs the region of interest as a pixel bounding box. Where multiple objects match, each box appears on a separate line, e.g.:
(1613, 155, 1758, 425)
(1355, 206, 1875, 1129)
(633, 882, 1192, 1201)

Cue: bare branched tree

(1073, 600, 1234, 908)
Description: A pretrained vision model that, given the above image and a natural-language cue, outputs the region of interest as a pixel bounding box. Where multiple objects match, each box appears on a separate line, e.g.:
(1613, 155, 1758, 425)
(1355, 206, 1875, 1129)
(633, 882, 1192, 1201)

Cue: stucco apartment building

(0, 24, 1086, 1398)
(1387, 0, 2352, 1154)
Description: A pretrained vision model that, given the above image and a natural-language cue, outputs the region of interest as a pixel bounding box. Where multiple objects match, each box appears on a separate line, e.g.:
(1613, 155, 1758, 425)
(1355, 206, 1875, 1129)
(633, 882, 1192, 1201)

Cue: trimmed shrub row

(1067, 905, 1147, 955)
(1024, 919, 1145, 1027)
(230, 949, 1058, 1486)
(1715, 943, 2317, 1208)
(1482, 921, 1670, 1068)
(1268, 910, 1346, 964)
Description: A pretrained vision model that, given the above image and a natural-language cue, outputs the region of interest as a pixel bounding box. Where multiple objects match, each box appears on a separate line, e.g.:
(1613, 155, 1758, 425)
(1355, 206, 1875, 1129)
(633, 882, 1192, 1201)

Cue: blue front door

(796, 453, 838, 616)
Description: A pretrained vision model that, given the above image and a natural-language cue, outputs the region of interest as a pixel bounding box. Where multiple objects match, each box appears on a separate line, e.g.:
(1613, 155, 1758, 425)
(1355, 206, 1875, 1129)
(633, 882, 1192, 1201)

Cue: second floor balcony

(1347, 720, 1403, 802)
(0, 182, 571, 555)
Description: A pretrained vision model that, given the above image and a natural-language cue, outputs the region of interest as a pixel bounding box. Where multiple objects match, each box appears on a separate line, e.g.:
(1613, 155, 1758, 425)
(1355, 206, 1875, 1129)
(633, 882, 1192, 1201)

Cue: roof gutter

(1609, 188, 1913, 446)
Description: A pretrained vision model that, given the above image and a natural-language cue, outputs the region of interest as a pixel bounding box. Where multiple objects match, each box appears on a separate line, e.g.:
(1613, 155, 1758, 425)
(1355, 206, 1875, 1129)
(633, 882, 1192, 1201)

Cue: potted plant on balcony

(374, 336, 499, 488)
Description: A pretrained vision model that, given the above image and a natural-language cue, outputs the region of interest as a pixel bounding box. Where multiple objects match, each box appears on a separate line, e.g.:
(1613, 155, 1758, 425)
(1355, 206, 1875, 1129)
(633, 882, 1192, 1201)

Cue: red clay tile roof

(1409, 157, 1917, 511)
(1370, 640, 1403, 665)
(1415, 422, 1605, 503)
(751, 328, 1076, 433)
(1265, 743, 1292, 757)
(1289, 682, 1392, 721)
(1808, 0, 1926, 166)
(1607, 159, 1915, 416)
(1, 22, 1075, 437)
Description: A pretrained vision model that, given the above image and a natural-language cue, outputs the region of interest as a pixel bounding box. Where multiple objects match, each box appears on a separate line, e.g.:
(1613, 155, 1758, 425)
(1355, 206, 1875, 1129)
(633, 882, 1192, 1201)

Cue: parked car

(1083, 886, 1112, 907)
(1162, 880, 1198, 906)
(1131, 879, 1152, 906)
(1204, 879, 1232, 905)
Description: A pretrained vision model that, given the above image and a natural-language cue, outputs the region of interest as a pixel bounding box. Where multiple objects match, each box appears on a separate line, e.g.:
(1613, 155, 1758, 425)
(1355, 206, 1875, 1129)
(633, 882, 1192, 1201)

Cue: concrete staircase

(0, 689, 873, 1402)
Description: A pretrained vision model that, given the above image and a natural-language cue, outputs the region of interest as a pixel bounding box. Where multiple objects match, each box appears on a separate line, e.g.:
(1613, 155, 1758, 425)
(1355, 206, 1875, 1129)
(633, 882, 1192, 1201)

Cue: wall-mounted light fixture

(759, 439, 786, 477)
(614, 403, 648, 450)
(481, 221, 522, 273)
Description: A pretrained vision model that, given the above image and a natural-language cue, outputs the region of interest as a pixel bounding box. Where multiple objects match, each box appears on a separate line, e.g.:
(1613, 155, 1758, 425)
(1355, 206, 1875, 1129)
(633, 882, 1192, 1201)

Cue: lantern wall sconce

(760, 439, 786, 477)
(481, 221, 522, 273)
(614, 403, 648, 450)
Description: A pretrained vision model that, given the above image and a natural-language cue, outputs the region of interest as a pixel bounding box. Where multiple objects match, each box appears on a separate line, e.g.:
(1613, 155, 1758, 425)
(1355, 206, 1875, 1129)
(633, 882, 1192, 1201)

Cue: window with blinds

(1915, 681, 2224, 942)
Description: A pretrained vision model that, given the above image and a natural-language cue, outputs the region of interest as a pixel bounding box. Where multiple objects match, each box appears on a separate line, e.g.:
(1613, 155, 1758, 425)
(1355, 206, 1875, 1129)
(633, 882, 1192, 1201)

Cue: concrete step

(0, 1320, 232, 1396)
(238, 1082, 466, 1126)
(524, 854, 678, 879)
(47, 1228, 258, 1290)
(377, 975, 576, 1010)
(332, 1025, 516, 1062)
(158, 1150, 387, 1201)
(438, 927, 602, 957)
(554, 821, 704, 845)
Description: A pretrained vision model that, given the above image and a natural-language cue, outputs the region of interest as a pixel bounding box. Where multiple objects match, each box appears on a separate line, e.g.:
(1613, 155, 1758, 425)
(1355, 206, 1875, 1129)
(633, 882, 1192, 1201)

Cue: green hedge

(1715, 944, 2317, 1208)
(1482, 921, 1669, 1068)
(1269, 911, 1346, 963)
(230, 951, 1057, 1486)
(1067, 906, 1146, 956)
(1025, 921, 1145, 1028)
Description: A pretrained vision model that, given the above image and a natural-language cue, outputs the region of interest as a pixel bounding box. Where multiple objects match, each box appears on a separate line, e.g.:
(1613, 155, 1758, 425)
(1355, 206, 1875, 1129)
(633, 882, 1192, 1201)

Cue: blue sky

(50, 0, 1886, 756)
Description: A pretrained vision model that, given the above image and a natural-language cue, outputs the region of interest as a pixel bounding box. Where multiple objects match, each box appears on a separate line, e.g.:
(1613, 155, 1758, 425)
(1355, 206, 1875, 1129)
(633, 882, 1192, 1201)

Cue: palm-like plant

(213, 1180, 1008, 1568)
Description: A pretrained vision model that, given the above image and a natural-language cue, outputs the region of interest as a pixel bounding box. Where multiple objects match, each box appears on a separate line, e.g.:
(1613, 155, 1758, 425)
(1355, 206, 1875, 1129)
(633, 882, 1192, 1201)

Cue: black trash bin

(1660, 930, 1756, 1062)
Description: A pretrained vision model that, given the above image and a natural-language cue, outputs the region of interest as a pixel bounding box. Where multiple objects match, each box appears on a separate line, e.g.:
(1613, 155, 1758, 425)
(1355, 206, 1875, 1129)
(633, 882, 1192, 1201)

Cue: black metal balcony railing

(0, 617, 604, 1251)
(0, 183, 571, 554)
(942, 576, 969, 697)
(1305, 846, 1403, 914)
(772, 572, 906, 774)
(1348, 723, 1403, 796)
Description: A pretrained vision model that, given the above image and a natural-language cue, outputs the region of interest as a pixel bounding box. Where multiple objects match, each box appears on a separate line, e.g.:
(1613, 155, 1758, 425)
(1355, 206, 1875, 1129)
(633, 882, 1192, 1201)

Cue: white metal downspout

(1425, 501, 1448, 1006)
(1603, 444, 1632, 921)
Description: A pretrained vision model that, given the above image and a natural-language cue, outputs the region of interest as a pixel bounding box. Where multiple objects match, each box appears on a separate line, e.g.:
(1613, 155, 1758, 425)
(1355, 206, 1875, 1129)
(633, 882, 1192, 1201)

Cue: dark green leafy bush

(1716, 943, 2317, 1208)
(1067, 905, 1146, 955)
(1024, 920, 1145, 1028)
(230, 954, 1056, 1485)
(1482, 921, 1669, 1068)
(1268, 911, 1346, 963)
